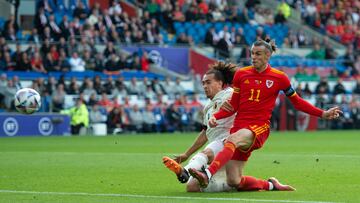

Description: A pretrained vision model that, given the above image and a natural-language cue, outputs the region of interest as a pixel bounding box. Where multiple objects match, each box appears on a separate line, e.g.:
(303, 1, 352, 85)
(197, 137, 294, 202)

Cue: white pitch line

(0, 189, 341, 203)
(1, 151, 360, 158)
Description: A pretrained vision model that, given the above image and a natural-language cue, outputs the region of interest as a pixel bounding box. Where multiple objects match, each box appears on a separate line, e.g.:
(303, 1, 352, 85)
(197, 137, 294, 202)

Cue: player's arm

(283, 77, 342, 119)
(174, 128, 208, 163)
(209, 72, 241, 127)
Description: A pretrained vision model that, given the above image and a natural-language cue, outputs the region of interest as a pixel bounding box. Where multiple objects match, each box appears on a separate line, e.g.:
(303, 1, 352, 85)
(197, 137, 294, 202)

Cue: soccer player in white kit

(162, 62, 237, 192)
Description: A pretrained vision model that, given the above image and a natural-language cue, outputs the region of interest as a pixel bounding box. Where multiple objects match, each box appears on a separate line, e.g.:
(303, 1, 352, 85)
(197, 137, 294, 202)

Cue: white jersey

(203, 87, 235, 143)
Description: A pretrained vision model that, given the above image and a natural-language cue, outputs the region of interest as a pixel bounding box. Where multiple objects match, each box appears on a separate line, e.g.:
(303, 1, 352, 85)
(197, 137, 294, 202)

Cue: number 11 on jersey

(248, 89, 260, 102)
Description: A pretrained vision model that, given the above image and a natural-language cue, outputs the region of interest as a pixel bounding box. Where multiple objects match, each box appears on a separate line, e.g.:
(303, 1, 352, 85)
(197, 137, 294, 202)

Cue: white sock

(205, 169, 212, 179)
(184, 153, 208, 172)
(268, 182, 274, 190)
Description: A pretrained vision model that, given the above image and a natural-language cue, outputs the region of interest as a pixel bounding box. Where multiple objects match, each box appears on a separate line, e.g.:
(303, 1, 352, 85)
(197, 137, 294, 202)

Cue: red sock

(208, 141, 236, 175)
(237, 176, 270, 191)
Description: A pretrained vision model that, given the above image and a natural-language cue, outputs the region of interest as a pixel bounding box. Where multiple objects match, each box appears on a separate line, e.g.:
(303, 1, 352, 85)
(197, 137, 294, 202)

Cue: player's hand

(173, 153, 189, 163)
(322, 106, 342, 120)
(221, 100, 234, 112)
(209, 116, 218, 128)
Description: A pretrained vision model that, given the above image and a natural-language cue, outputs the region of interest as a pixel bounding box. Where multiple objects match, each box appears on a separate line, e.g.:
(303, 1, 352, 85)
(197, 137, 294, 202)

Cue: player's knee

(227, 176, 241, 188)
(226, 133, 237, 143)
(227, 130, 254, 149)
(202, 149, 214, 163)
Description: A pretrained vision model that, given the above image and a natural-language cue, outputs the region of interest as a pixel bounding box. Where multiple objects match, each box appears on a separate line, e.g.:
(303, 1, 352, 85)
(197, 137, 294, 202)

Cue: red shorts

(230, 123, 270, 161)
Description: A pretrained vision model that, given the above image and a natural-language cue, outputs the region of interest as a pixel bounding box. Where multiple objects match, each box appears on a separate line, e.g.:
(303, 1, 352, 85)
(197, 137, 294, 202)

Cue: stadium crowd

(0, 0, 359, 133)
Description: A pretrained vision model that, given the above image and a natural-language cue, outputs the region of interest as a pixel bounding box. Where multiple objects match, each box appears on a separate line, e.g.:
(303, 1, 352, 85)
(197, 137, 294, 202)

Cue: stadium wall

(0, 113, 71, 136)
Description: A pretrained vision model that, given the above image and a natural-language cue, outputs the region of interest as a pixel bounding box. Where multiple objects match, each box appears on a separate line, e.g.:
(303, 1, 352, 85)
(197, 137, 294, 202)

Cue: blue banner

(123, 46, 190, 74)
(0, 114, 71, 136)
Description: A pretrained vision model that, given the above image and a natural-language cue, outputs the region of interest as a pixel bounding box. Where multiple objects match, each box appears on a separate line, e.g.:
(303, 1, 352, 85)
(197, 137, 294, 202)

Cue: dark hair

(206, 61, 237, 86)
(252, 38, 277, 53)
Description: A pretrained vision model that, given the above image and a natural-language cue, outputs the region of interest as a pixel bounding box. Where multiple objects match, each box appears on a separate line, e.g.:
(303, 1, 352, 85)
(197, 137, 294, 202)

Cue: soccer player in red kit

(189, 39, 342, 191)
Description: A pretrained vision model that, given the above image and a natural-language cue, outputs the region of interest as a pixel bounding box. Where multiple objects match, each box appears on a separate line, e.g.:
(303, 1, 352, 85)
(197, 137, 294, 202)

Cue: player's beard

(253, 61, 266, 72)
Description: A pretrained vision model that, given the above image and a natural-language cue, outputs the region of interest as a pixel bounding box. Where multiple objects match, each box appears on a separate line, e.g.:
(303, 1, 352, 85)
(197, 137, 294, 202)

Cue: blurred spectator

(303, 83, 312, 96)
(161, 76, 174, 97)
(48, 15, 62, 40)
(4, 14, 19, 33)
(139, 77, 151, 93)
(68, 77, 81, 95)
(343, 45, 356, 75)
(59, 15, 71, 40)
(73, 2, 88, 21)
(103, 76, 115, 95)
(31, 52, 47, 73)
(89, 104, 107, 124)
(44, 53, 60, 72)
(275, 9, 287, 24)
(128, 104, 144, 132)
(0, 74, 7, 107)
(277, 0, 291, 19)
(165, 104, 181, 132)
(52, 84, 66, 112)
(12, 76, 22, 90)
(12, 44, 22, 63)
(353, 78, 360, 94)
(142, 104, 156, 132)
(238, 45, 251, 66)
(127, 77, 141, 95)
(88, 92, 98, 106)
(3, 79, 17, 110)
(172, 77, 186, 96)
(15, 52, 32, 71)
(69, 52, 85, 71)
(97, 92, 114, 112)
(28, 28, 41, 44)
(83, 50, 96, 71)
(333, 78, 346, 95)
(94, 52, 105, 72)
(106, 106, 125, 134)
(190, 94, 202, 108)
(315, 77, 330, 94)
(151, 77, 165, 95)
(93, 76, 104, 94)
(58, 49, 71, 72)
(61, 99, 89, 135)
(105, 54, 120, 71)
(306, 43, 325, 59)
(204, 27, 219, 47)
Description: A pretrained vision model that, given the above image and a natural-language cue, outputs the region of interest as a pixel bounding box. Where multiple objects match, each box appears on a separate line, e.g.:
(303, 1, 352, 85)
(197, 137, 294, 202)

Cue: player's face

(251, 45, 270, 70)
(202, 73, 223, 99)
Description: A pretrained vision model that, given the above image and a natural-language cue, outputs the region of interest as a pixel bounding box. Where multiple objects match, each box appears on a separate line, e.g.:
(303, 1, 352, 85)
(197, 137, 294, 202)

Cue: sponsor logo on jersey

(255, 80, 262, 84)
(266, 80, 274, 88)
(244, 79, 249, 84)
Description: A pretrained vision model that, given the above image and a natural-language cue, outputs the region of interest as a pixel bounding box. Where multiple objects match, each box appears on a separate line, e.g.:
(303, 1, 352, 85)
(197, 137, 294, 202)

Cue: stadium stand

(0, 0, 359, 135)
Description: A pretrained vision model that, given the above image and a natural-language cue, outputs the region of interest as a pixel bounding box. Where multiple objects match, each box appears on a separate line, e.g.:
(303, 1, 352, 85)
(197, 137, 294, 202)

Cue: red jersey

(214, 64, 323, 126)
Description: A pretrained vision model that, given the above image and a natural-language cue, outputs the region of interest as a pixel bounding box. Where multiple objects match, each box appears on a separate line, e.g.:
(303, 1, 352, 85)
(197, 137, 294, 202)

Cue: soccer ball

(14, 88, 41, 114)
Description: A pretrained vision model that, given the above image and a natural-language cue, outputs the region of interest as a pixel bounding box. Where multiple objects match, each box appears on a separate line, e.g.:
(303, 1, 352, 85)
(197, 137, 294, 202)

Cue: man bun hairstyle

(206, 61, 237, 86)
(253, 38, 277, 54)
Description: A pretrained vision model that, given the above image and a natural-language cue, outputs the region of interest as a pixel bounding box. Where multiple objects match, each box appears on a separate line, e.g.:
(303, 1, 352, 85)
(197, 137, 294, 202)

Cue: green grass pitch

(0, 131, 359, 203)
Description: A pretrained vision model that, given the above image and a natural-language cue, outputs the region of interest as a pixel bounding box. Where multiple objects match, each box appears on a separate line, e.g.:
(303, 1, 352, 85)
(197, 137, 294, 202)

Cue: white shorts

(200, 167, 233, 192)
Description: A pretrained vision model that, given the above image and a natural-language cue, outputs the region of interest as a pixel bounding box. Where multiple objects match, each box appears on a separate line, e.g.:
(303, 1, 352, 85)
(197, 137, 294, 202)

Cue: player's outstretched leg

(188, 167, 209, 188)
(268, 177, 296, 191)
(162, 156, 189, 183)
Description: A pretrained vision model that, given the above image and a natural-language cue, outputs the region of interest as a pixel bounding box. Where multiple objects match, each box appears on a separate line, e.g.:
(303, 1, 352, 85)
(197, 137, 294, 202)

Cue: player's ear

(265, 50, 271, 59)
